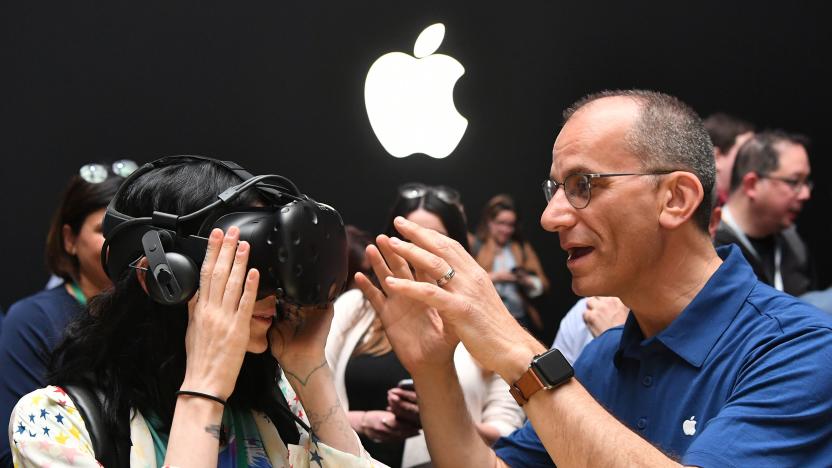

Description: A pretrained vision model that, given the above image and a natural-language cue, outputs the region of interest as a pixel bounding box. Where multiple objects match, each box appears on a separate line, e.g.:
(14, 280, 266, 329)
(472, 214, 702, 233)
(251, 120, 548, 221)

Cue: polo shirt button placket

(636, 417, 647, 431)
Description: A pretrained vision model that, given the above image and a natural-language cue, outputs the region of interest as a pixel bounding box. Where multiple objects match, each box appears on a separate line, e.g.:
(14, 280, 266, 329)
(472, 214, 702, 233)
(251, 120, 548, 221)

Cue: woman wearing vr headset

(326, 184, 524, 468)
(0, 168, 125, 467)
(8, 157, 376, 467)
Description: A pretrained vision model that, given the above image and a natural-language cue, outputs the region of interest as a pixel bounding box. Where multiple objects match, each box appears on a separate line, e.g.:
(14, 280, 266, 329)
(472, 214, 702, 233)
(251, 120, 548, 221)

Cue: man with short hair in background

(715, 131, 814, 295)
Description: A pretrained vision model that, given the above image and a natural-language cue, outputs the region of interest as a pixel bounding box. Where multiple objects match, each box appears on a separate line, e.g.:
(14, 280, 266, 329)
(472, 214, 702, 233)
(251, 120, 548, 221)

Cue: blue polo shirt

(494, 245, 832, 467)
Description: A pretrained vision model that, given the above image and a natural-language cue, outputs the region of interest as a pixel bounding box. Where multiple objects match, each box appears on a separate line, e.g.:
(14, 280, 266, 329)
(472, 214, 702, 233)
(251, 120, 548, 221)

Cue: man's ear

(741, 172, 761, 200)
(62, 224, 77, 255)
(658, 172, 704, 230)
(135, 257, 150, 294)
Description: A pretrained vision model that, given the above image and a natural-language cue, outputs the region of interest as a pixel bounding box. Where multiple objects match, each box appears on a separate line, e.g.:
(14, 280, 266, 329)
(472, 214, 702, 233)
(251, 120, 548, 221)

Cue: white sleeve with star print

(10, 385, 100, 468)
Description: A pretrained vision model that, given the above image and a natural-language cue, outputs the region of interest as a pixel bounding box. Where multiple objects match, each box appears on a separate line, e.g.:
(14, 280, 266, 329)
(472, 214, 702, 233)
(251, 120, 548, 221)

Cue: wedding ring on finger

(436, 267, 455, 288)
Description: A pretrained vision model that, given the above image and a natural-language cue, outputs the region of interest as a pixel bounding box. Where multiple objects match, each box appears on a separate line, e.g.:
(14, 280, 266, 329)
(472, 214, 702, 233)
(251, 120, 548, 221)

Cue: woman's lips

(252, 314, 274, 325)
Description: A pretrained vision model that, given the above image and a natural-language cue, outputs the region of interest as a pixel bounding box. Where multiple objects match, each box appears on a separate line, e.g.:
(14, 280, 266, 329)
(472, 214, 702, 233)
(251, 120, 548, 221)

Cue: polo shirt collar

(615, 245, 757, 368)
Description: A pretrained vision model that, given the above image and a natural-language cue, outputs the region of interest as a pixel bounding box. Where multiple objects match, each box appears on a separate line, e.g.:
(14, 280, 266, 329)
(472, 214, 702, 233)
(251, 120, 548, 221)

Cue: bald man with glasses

(354, 90, 832, 467)
(715, 130, 815, 295)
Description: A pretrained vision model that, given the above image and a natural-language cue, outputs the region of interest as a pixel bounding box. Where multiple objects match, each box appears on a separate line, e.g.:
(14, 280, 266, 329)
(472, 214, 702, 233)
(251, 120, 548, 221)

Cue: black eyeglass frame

(757, 174, 813, 193)
(542, 170, 677, 209)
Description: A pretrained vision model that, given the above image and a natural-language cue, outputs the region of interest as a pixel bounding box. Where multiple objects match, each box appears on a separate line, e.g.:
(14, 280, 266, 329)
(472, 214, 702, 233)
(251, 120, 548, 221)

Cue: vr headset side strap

(62, 384, 131, 467)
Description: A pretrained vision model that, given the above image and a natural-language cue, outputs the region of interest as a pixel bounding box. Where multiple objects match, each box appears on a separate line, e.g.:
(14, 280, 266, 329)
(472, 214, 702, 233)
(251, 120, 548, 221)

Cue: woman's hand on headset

(181, 227, 259, 401)
(269, 302, 365, 457)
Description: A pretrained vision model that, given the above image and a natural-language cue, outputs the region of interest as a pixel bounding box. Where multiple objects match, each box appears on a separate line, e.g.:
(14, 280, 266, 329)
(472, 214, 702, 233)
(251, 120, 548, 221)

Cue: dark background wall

(1, 1, 829, 344)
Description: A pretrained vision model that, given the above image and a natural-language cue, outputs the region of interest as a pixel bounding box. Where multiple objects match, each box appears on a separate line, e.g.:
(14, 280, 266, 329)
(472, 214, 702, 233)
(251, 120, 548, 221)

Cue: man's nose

(540, 188, 577, 233)
(797, 182, 811, 201)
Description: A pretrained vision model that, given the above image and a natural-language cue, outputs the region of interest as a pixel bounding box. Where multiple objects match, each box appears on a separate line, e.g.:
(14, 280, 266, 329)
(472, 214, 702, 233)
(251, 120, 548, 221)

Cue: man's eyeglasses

(79, 159, 139, 184)
(541, 171, 676, 209)
(759, 175, 813, 193)
(398, 183, 461, 206)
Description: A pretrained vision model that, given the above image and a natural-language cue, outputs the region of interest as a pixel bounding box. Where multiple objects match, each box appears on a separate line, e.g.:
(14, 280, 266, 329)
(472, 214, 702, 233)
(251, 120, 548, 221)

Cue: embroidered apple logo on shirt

(683, 416, 697, 436)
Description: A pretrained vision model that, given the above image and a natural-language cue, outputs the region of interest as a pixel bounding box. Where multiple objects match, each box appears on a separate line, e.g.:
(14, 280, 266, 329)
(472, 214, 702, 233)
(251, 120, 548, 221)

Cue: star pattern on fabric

(28, 413, 36, 423)
(310, 449, 324, 468)
(42, 426, 51, 436)
(40, 408, 50, 419)
(17, 423, 26, 435)
(55, 432, 69, 445)
(56, 414, 65, 424)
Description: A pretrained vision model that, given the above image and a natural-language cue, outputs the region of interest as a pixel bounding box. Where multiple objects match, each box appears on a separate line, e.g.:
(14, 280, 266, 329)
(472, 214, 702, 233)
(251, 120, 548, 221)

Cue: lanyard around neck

(68, 281, 88, 306)
(721, 207, 783, 291)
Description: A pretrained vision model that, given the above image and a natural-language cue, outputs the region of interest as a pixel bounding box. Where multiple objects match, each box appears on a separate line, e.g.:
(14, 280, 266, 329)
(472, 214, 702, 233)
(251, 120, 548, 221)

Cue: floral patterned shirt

(10, 385, 384, 468)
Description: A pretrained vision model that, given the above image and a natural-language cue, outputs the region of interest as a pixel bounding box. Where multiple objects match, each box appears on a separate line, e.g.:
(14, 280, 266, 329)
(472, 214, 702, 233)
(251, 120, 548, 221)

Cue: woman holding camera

(474, 194, 550, 333)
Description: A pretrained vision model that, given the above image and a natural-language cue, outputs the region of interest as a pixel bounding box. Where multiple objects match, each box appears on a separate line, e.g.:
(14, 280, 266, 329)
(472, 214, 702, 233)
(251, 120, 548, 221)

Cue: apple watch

(509, 348, 574, 406)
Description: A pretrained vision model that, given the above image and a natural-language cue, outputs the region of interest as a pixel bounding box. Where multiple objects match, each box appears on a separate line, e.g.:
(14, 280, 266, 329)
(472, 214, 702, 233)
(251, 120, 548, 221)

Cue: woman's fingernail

(385, 277, 398, 285)
(389, 237, 401, 246)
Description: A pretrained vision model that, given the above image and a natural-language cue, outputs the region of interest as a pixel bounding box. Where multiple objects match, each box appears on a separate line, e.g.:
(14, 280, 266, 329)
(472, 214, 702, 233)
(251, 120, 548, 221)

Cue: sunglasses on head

(398, 183, 461, 206)
(79, 159, 139, 183)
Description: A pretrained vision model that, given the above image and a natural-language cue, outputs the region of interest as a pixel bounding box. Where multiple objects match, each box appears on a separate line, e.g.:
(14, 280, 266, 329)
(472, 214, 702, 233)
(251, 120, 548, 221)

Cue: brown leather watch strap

(509, 366, 545, 406)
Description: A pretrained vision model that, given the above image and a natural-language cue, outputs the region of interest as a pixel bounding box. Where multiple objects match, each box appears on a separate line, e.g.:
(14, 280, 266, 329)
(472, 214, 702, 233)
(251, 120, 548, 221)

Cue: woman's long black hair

(47, 158, 286, 439)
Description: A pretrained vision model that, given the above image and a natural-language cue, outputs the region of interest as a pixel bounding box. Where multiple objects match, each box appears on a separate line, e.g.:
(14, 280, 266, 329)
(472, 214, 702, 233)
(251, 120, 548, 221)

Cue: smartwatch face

(534, 349, 574, 386)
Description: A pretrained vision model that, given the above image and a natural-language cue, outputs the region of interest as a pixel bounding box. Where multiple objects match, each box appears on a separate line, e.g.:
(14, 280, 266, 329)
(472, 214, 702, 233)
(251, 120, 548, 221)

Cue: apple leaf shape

(413, 23, 445, 58)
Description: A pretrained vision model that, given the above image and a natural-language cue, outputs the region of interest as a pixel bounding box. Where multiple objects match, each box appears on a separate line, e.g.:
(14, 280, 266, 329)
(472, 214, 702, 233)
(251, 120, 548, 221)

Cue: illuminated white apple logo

(682, 416, 697, 436)
(364, 23, 468, 159)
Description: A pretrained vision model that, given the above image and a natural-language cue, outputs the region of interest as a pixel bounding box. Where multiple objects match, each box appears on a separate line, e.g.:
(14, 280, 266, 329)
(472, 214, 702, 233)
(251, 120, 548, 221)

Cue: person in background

(551, 296, 629, 365)
(0, 166, 127, 467)
(326, 183, 524, 468)
(715, 130, 814, 295)
(801, 286, 832, 313)
(474, 194, 550, 333)
(344, 225, 373, 292)
(703, 112, 755, 206)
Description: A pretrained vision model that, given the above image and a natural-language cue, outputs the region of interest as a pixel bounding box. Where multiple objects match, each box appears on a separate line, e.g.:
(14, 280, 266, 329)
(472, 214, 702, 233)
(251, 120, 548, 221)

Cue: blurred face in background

(62, 207, 110, 294)
(753, 142, 811, 234)
(406, 208, 448, 236)
(488, 209, 516, 246)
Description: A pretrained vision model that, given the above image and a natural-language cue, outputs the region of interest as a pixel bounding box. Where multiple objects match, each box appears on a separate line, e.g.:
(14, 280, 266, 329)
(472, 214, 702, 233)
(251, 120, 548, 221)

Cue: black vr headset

(100, 155, 348, 307)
